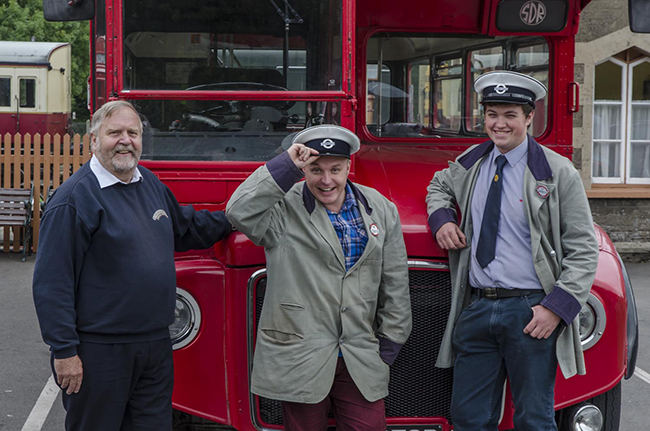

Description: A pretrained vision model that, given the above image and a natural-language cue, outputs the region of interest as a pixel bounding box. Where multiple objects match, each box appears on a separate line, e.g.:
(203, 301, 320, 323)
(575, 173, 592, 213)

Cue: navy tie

(476, 155, 508, 268)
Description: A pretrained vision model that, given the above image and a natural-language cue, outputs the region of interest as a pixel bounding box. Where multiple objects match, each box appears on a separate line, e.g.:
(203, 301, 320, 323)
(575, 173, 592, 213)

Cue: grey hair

(90, 100, 143, 137)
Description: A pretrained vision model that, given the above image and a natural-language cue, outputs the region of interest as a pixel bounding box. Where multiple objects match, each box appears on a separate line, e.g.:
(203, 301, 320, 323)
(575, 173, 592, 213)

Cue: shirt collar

(326, 184, 357, 215)
(90, 155, 143, 189)
(492, 136, 528, 167)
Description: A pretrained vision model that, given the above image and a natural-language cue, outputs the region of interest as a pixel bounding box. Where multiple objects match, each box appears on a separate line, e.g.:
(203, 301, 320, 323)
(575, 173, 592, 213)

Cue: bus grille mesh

(254, 268, 453, 425)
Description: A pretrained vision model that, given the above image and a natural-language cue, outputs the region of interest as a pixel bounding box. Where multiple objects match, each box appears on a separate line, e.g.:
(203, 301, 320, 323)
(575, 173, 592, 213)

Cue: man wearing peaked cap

(227, 125, 411, 431)
(426, 71, 598, 430)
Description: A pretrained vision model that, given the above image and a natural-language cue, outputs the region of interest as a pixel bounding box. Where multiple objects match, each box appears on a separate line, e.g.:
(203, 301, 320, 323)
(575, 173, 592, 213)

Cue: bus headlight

(169, 288, 201, 350)
(570, 404, 603, 431)
(578, 294, 606, 350)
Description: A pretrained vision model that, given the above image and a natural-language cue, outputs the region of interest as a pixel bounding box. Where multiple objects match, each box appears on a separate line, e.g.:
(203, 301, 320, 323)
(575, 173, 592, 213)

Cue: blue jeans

(450, 291, 559, 431)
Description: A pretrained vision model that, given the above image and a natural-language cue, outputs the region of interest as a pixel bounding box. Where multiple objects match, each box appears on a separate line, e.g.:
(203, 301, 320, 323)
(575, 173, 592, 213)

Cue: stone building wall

(574, 0, 650, 260)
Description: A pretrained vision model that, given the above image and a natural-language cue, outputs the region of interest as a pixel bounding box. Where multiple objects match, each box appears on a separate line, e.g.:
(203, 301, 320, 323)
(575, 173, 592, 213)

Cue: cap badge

(320, 139, 335, 149)
(495, 84, 508, 94)
(369, 223, 380, 237)
(536, 185, 549, 199)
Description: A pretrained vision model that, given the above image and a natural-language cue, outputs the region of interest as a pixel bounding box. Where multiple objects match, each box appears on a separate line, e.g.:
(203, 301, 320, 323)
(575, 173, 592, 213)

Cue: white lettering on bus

(520, 0, 546, 26)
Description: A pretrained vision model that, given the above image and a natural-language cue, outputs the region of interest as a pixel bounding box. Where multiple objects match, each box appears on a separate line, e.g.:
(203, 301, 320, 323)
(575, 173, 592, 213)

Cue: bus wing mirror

(629, 0, 650, 33)
(43, 0, 95, 22)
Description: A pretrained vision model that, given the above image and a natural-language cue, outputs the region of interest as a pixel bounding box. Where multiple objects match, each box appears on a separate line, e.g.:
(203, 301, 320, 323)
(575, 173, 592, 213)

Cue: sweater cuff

(53, 346, 78, 360)
(267, 152, 304, 193)
(540, 286, 582, 326)
(428, 208, 457, 236)
(379, 336, 404, 366)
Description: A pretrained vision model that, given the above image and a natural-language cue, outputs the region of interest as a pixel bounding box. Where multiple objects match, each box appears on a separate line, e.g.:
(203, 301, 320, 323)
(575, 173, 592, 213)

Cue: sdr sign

(520, 0, 546, 26)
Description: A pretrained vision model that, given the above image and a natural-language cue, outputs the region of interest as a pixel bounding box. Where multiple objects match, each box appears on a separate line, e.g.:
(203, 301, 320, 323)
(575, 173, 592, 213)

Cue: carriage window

(365, 34, 549, 139)
(122, 0, 342, 92)
(0, 77, 10, 107)
(19, 78, 36, 108)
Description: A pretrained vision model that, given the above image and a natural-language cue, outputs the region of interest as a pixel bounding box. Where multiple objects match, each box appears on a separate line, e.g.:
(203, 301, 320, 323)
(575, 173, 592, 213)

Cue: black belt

(471, 287, 540, 300)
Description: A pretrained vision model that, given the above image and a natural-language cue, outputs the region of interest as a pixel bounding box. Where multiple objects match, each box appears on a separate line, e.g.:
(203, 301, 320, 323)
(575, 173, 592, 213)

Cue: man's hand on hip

(288, 143, 320, 170)
(54, 355, 83, 395)
(435, 222, 467, 250)
(523, 305, 561, 339)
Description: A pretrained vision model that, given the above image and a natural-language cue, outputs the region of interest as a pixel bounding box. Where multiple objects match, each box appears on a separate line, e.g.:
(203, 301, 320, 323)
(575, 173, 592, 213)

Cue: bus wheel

(587, 382, 622, 431)
(556, 382, 621, 431)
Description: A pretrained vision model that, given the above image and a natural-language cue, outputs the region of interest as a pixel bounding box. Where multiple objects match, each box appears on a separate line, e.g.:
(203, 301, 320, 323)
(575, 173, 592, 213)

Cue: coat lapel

(308, 202, 346, 270)
(352, 205, 379, 270)
(523, 137, 555, 261)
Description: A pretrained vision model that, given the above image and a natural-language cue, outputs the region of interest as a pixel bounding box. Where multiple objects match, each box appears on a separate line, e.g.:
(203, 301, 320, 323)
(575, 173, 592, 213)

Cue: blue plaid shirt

(326, 184, 368, 272)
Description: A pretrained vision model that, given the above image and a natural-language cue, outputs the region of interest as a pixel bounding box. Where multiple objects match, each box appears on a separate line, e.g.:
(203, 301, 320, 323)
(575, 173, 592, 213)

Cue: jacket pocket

(280, 302, 305, 311)
(259, 328, 304, 344)
(359, 259, 382, 299)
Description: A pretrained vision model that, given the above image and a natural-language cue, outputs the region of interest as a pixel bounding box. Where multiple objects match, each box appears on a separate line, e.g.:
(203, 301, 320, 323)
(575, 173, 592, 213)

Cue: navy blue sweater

(33, 163, 230, 359)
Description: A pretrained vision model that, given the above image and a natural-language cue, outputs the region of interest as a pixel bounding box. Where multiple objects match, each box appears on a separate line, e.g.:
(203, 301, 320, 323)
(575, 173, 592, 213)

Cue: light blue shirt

(469, 138, 543, 290)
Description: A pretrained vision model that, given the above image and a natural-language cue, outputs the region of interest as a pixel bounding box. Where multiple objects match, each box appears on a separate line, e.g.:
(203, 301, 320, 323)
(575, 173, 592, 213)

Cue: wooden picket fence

(1, 133, 91, 255)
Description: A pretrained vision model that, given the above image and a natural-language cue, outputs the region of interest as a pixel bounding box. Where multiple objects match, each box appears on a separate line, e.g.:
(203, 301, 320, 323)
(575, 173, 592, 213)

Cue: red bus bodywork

(52, 0, 637, 429)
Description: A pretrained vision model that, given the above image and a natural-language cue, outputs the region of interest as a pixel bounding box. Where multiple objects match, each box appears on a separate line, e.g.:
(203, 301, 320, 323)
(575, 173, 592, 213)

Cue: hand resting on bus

(435, 222, 467, 250)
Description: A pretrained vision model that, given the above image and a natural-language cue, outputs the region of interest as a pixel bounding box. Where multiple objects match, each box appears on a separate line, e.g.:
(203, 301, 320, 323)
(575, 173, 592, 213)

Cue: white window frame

(592, 57, 626, 184)
(0, 73, 14, 111)
(626, 57, 650, 185)
(17, 75, 39, 111)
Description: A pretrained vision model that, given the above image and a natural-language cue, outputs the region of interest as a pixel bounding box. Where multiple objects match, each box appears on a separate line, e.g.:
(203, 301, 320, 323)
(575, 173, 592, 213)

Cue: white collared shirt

(90, 155, 143, 189)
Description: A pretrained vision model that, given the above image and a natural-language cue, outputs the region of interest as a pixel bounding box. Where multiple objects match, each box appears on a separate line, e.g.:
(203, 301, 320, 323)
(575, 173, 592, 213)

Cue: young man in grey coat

(227, 125, 412, 431)
(426, 71, 599, 431)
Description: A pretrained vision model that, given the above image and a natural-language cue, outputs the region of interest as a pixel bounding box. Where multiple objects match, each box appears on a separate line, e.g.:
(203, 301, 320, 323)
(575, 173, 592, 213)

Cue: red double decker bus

(45, 0, 639, 430)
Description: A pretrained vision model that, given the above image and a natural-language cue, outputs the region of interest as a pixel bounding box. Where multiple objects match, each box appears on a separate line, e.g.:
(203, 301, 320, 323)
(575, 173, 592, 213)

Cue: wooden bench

(0, 188, 34, 261)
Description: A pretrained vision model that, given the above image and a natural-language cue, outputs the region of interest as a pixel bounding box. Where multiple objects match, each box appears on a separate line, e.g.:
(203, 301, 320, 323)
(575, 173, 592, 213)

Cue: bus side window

(0, 77, 10, 107)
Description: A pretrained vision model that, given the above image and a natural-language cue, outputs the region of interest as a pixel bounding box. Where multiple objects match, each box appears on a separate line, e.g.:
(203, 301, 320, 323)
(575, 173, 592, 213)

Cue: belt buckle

(484, 287, 498, 300)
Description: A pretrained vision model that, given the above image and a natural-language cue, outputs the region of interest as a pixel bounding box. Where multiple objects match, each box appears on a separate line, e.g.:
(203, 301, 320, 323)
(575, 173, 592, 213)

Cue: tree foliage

(0, 0, 90, 120)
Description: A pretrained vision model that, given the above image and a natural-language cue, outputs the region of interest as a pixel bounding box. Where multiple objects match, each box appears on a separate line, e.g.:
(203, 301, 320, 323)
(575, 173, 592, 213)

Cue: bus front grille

(252, 266, 453, 426)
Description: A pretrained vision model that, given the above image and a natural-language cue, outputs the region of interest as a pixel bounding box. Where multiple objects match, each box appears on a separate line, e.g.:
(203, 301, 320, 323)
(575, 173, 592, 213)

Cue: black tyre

(556, 382, 621, 431)
(587, 382, 622, 431)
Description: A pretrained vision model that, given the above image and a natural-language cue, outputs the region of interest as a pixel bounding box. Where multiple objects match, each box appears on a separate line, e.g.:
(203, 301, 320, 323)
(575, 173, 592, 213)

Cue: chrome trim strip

(247, 268, 270, 431)
(408, 260, 449, 270)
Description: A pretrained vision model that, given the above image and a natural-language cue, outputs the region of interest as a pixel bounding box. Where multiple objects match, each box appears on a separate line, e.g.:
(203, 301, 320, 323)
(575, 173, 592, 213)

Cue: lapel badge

(369, 223, 380, 237)
(536, 185, 549, 199)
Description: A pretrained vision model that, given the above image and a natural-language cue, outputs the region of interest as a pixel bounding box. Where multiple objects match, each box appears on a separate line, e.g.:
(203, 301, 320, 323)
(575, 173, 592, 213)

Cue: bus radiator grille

(254, 268, 453, 425)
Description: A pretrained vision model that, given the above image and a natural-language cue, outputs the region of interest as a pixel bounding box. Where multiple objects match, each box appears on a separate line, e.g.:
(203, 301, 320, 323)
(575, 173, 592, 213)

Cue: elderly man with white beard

(32, 100, 232, 431)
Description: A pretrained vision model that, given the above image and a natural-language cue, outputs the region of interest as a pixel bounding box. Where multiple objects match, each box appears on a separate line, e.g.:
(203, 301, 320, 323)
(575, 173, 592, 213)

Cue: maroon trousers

(281, 357, 387, 431)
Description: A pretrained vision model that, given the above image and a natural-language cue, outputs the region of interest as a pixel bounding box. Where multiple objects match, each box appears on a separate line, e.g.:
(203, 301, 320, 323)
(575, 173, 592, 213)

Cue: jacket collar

(458, 134, 553, 181)
(302, 180, 373, 215)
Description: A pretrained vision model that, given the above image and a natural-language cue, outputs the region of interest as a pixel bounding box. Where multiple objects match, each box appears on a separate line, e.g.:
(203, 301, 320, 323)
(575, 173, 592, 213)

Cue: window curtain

(593, 104, 621, 178)
(631, 105, 650, 178)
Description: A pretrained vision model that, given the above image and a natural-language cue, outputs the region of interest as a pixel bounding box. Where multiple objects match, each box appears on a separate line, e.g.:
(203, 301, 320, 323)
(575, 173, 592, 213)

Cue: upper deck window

(366, 34, 549, 139)
(122, 0, 342, 92)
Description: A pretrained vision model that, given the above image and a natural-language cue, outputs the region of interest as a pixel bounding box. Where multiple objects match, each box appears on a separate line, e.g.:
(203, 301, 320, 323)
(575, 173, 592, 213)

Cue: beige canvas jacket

(226, 152, 412, 403)
(426, 136, 599, 378)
